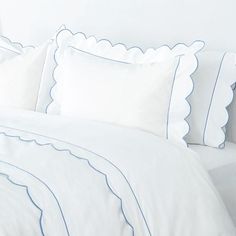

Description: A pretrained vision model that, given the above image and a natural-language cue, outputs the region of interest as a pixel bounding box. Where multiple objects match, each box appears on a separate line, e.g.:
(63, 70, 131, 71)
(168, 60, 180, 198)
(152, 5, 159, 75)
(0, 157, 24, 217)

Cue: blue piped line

(202, 53, 227, 146)
(68, 46, 130, 64)
(185, 53, 200, 147)
(0, 124, 152, 235)
(0, 173, 45, 236)
(188, 53, 236, 148)
(0, 34, 35, 52)
(0, 131, 136, 236)
(0, 159, 70, 236)
(45, 27, 204, 115)
(166, 56, 181, 139)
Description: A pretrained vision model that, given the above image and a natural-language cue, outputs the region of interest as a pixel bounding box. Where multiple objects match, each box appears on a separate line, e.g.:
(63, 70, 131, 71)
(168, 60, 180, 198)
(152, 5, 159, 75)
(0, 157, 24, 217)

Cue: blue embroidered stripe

(0, 159, 70, 236)
(0, 124, 152, 235)
(166, 56, 181, 139)
(202, 53, 227, 147)
(0, 130, 137, 236)
(0, 173, 45, 236)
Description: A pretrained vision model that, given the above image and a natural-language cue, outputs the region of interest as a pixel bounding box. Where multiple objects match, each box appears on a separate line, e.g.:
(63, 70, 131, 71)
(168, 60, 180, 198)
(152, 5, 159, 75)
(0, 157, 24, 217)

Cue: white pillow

(0, 27, 66, 111)
(186, 51, 236, 148)
(0, 38, 49, 110)
(53, 47, 180, 137)
(45, 29, 204, 145)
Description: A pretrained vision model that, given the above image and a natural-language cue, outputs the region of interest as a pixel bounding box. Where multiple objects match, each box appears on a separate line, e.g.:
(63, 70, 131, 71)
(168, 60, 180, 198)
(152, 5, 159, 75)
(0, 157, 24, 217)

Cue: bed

(0, 1, 236, 235)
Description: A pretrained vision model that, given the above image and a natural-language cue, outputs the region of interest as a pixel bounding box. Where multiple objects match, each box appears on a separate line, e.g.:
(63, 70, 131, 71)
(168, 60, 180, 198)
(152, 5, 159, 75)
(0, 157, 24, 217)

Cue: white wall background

(0, 0, 235, 51)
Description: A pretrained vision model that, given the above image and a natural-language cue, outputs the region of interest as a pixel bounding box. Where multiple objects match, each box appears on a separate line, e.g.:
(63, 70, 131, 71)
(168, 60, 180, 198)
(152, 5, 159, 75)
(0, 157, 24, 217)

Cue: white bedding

(0, 109, 235, 236)
(190, 142, 236, 226)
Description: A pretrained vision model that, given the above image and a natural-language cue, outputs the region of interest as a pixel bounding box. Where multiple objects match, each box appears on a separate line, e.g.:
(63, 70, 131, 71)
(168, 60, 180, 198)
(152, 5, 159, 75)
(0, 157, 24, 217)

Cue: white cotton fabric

(52, 46, 180, 140)
(0, 36, 49, 110)
(186, 51, 236, 148)
(45, 29, 204, 145)
(0, 108, 234, 236)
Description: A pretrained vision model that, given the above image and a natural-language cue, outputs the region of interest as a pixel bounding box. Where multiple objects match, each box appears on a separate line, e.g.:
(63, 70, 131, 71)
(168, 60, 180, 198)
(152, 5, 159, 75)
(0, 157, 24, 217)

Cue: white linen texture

(46, 29, 204, 145)
(0, 108, 234, 236)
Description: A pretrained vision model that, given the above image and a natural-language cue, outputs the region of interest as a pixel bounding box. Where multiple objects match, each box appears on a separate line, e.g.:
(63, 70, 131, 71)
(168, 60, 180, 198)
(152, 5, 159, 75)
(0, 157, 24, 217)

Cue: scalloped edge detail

(0, 173, 44, 235)
(46, 28, 204, 145)
(203, 52, 236, 148)
(0, 34, 34, 54)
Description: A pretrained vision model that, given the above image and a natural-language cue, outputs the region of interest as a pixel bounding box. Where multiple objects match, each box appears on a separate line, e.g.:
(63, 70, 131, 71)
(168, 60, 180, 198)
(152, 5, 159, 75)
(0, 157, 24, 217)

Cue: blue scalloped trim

(170, 45, 203, 145)
(45, 28, 204, 145)
(188, 52, 236, 149)
(202, 52, 236, 149)
(0, 156, 70, 235)
(0, 34, 35, 53)
(0, 128, 150, 236)
(185, 54, 201, 148)
(0, 173, 45, 236)
(0, 123, 158, 234)
(218, 77, 236, 149)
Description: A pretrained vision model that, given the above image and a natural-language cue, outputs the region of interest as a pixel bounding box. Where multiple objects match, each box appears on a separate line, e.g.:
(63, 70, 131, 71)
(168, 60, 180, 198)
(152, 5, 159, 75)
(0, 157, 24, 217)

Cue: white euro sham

(45, 29, 204, 145)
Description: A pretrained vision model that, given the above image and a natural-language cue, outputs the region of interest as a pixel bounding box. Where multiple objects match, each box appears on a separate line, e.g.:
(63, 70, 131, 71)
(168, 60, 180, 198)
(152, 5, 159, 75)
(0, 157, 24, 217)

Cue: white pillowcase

(186, 51, 236, 148)
(54, 47, 180, 137)
(0, 36, 50, 110)
(45, 29, 204, 145)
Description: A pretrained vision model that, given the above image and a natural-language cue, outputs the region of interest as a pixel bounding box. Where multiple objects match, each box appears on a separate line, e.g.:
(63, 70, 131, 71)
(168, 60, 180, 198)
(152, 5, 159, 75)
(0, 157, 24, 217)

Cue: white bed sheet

(190, 142, 236, 226)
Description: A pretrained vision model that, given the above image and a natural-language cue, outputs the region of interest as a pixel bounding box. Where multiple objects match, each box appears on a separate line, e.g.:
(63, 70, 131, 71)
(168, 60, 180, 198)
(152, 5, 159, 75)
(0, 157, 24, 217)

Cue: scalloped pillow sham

(44, 29, 204, 145)
(186, 51, 236, 148)
(52, 47, 182, 139)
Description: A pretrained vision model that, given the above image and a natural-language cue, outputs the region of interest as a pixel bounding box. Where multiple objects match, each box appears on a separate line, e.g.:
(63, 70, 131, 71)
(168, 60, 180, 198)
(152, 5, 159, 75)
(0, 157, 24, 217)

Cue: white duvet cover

(0, 109, 234, 236)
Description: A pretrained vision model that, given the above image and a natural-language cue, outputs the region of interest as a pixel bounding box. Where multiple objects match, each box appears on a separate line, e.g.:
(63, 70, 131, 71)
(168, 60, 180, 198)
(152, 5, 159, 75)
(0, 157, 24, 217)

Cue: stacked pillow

(0, 34, 51, 110)
(186, 51, 236, 148)
(41, 29, 205, 145)
(0, 26, 236, 148)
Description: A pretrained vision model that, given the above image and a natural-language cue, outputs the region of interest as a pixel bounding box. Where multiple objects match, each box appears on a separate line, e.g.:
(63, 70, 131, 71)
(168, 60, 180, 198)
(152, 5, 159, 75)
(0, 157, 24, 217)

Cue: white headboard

(0, 0, 235, 51)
